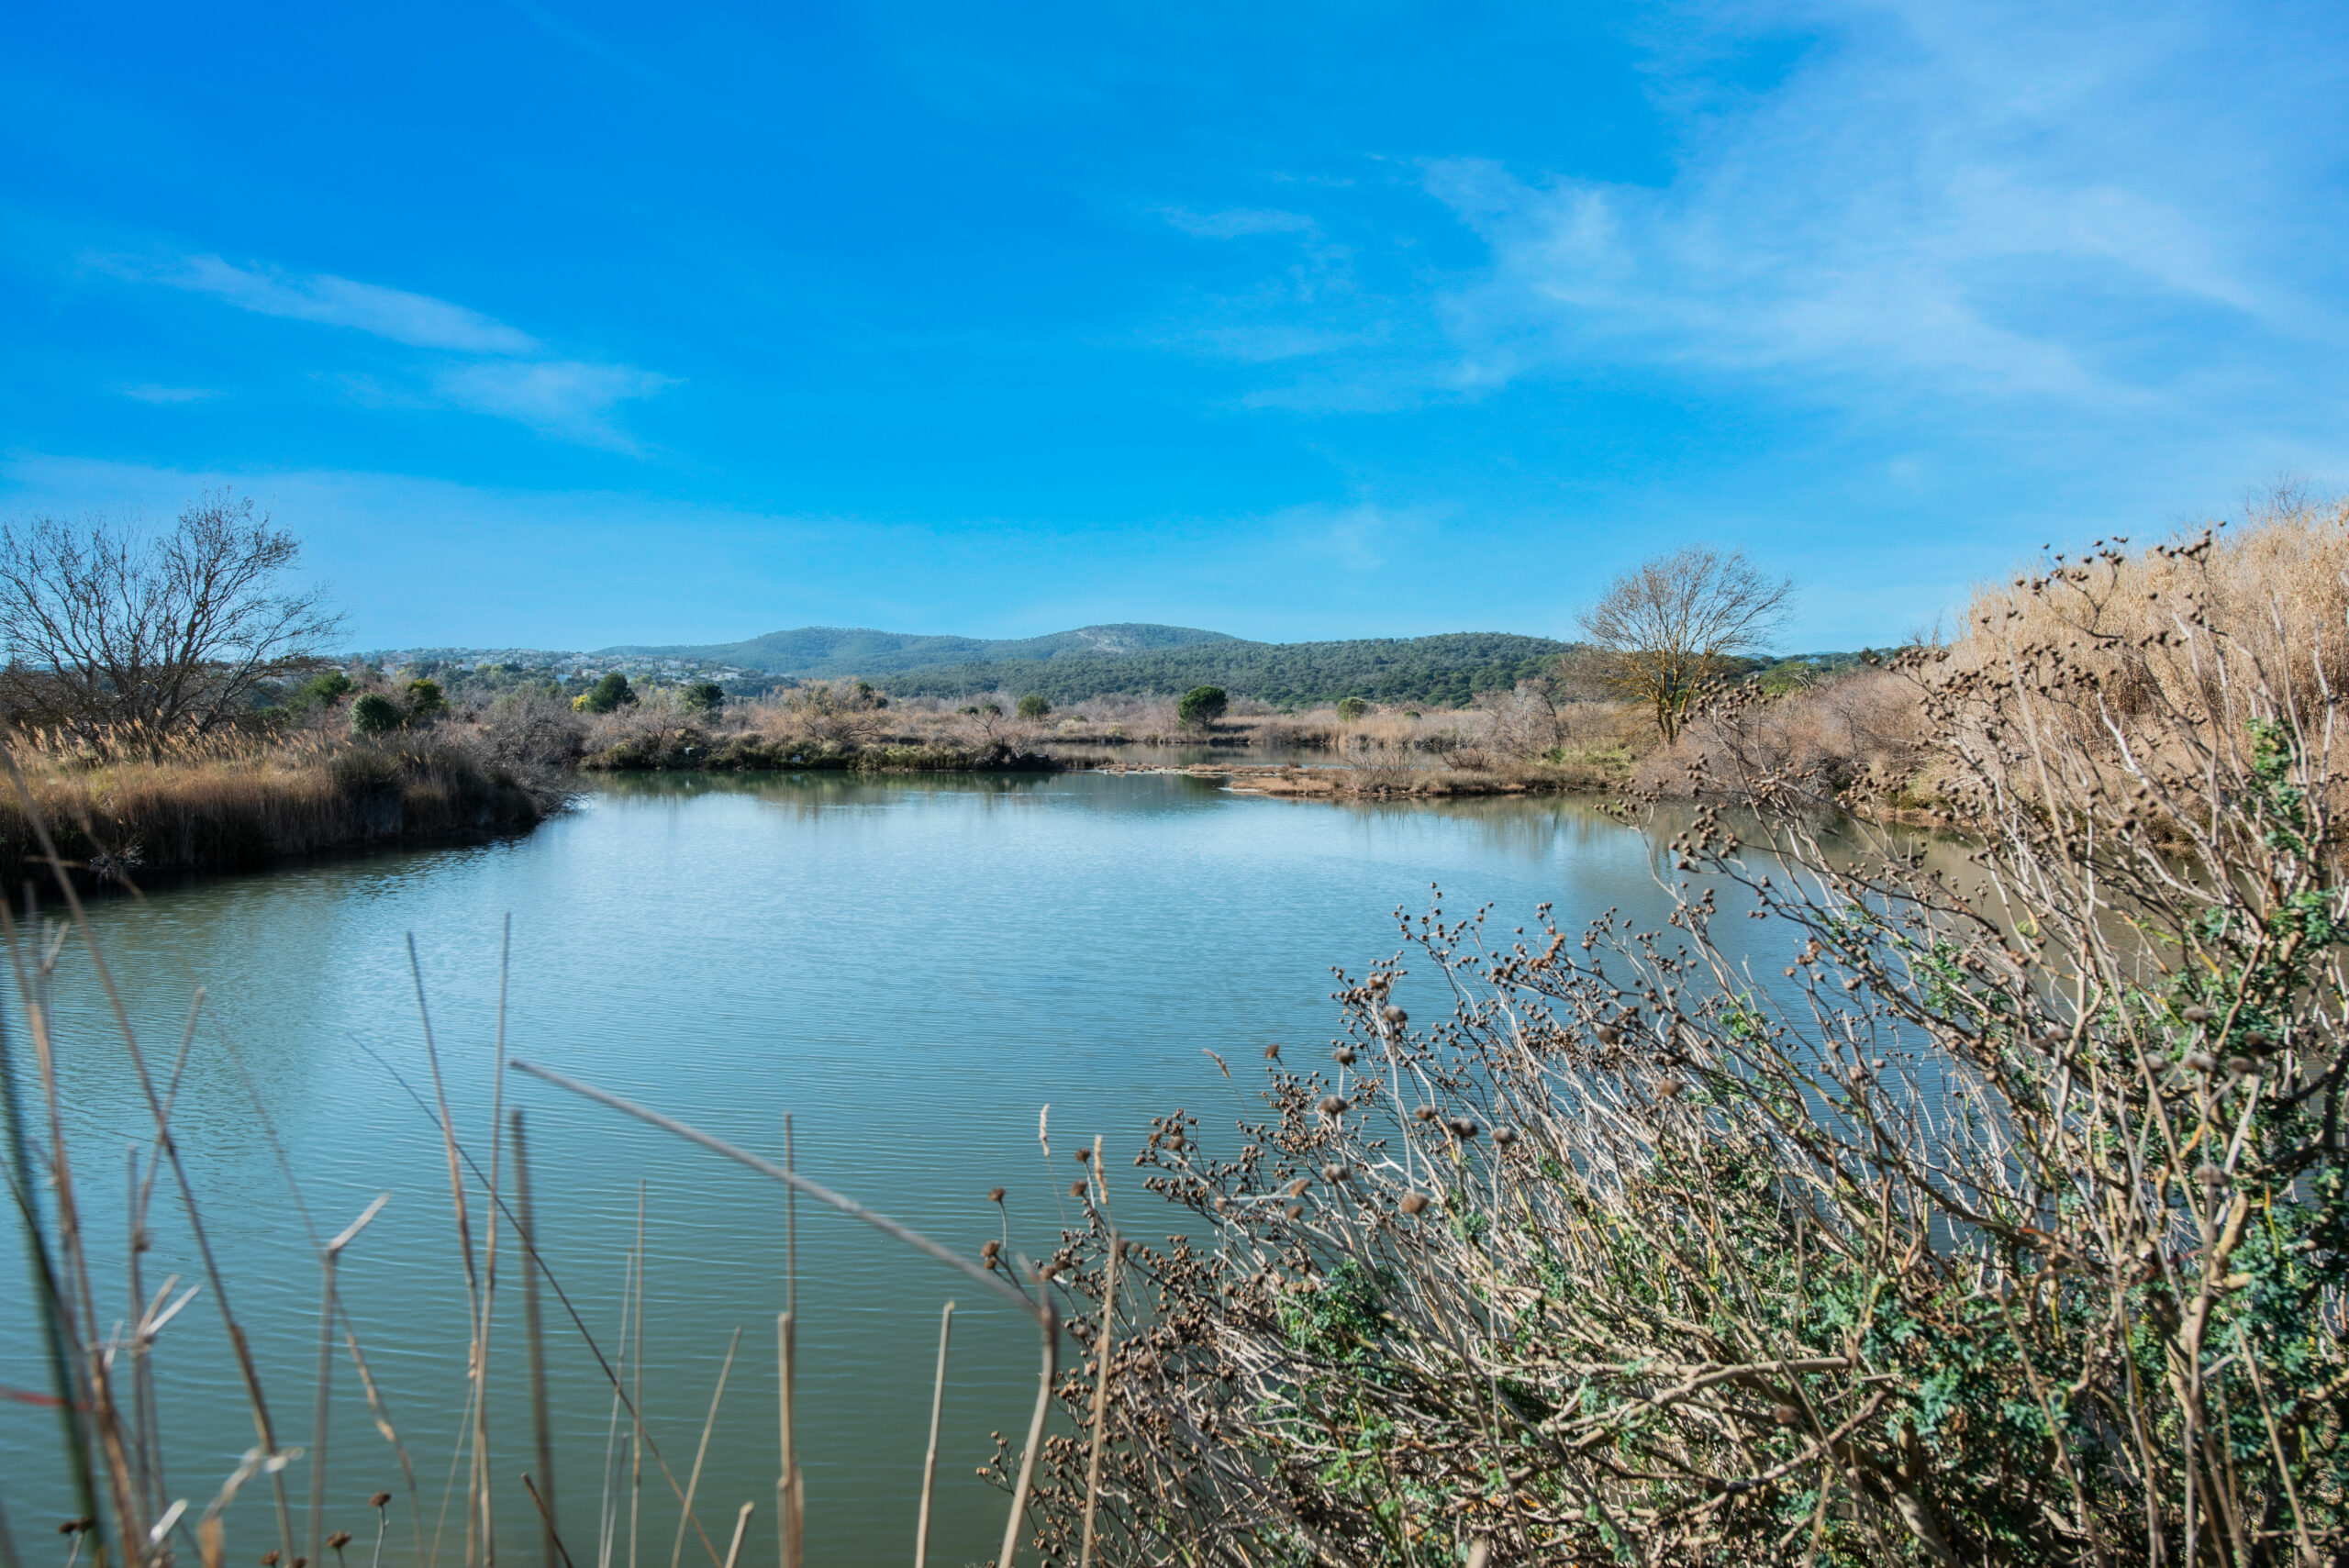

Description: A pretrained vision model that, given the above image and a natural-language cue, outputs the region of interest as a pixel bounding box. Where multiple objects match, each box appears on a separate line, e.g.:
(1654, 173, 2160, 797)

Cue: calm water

(2, 772, 1772, 1565)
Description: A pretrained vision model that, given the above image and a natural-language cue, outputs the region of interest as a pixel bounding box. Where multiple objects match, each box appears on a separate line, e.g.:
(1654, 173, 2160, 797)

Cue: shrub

(348, 693, 403, 734)
(681, 680, 725, 714)
(1018, 693, 1051, 718)
(1176, 684, 1228, 728)
(1023, 530, 2349, 1565)
(577, 673, 637, 714)
(296, 669, 354, 707)
(403, 678, 448, 721)
(1335, 695, 1367, 722)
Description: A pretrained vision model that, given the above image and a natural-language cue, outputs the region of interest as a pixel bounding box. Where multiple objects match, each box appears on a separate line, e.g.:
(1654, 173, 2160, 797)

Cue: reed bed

(0, 728, 556, 887)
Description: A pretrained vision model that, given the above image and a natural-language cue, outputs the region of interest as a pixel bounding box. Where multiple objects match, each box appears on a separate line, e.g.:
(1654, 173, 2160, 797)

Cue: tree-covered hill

(876, 632, 1578, 707)
(596, 621, 1232, 676)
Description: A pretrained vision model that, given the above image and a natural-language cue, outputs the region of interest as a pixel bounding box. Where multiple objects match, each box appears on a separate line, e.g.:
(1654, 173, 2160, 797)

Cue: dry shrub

(1336, 735, 1417, 794)
(1017, 546, 2349, 1564)
(1645, 667, 1932, 803)
(1651, 491, 2349, 813)
(480, 688, 588, 771)
(1475, 682, 1564, 760)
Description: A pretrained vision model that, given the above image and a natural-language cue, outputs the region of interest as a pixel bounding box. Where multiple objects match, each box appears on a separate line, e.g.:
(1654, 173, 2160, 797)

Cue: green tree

(284, 669, 354, 713)
(682, 681, 725, 714)
(1177, 685, 1228, 728)
(349, 693, 402, 734)
(1335, 695, 1367, 722)
(1017, 693, 1051, 718)
(403, 678, 448, 720)
(578, 673, 638, 714)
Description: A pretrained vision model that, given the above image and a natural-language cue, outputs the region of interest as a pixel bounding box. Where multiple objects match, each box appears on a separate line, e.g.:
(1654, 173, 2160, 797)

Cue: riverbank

(581, 725, 1064, 773)
(0, 730, 558, 890)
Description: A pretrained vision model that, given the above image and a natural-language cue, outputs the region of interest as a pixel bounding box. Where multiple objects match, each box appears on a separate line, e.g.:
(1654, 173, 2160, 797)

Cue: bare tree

(1577, 545, 1791, 741)
(0, 491, 343, 736)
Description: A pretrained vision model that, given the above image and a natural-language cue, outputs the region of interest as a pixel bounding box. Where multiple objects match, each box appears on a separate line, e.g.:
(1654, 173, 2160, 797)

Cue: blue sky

(4, 1, 2344, 651)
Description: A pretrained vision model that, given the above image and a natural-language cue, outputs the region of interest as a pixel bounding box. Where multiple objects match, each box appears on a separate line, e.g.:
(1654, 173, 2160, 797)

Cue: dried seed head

(2184, 1005, 2212, 1024)
(2226, 1056, 2255, 1077)
(1163, 1129, 1186, 1151)
(1381, 1005, 1407, 1025)
(1286, 1177, 1312, 1197)
(262, 1553, 282, 1565)
(327, 1534, 352, 1551)
(2185, 1051, 2218, 1073)
(1491, 1127, 1518, 1147)
(1399, 1191, 1431, 1215)
(1772, 1405, 1798, 1428)
(1264, 1042, 1280, 1059)
(1075, 1148, 1091, 1162)
(1447, 1117, 1479, 1140)
(1656, 1080, 1685, 1099)
(1284, 1203, 1305, 1220)
(1332, 1047, 1357, 1065)
(988, 1185, 1006, 1204)
(1321, 1163, 1349, 1183)
(1319, 1095, 1346, 1116)
(371, 1495, 392, 1509)
(1414, 1105, 1440, 1122)
(1070, 1180, 1088, 1196)
(1594, 1026, 1620, 1045)
(981, 1239, 1002, 1262)
(2194, 1162, 2226, 1189)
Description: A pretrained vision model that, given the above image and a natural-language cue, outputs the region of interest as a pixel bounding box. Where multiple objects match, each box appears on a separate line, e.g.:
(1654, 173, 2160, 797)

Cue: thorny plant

(1011, 536, 2348, 1565)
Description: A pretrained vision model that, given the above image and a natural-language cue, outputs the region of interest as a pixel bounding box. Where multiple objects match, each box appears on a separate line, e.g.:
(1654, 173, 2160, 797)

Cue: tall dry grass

(1648, 489, 2349, 814)
(0, 726, 557, 887)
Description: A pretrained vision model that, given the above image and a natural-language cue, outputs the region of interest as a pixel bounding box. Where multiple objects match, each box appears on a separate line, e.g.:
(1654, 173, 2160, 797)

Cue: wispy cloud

(97, 250, 676, 448)
(132, 253, 544, 353)
(434, 360, 679, 450)
(117, 383, 217, 404)
(1420, 0, 2345, 406)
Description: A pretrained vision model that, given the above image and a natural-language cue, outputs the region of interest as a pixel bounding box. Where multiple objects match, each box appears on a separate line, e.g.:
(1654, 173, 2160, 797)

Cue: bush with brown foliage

(1005, 524, 2349, 1565)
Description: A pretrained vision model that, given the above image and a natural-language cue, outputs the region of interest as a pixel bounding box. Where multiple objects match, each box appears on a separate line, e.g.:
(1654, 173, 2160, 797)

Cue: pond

(1, 772, 1790, 1566)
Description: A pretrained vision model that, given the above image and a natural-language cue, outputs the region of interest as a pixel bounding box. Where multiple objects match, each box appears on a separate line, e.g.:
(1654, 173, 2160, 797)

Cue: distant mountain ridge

(876, 631, 1579, 707)
(596, 621, 1233, 677)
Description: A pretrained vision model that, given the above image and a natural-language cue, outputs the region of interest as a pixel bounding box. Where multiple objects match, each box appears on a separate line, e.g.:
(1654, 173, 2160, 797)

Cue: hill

(875, 631, 1578, 707)
(594, 621, 1232, 676)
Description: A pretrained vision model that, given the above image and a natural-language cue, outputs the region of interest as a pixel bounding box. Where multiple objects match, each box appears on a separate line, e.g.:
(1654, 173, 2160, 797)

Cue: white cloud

(433, 360, 679, 450)
(95, 249, 678, 448)
(144, 254, 544, 354)
(1421, 0, 2347, 405)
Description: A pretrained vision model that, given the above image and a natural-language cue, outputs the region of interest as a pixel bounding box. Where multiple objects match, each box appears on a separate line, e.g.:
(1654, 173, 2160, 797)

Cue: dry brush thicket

(0, 721, 557, 886)
(1004, 511, 2349, 1564)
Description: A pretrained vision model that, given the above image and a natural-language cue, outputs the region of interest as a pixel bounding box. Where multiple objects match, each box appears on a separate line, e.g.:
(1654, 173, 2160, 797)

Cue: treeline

(876, 631, 1580, 707)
